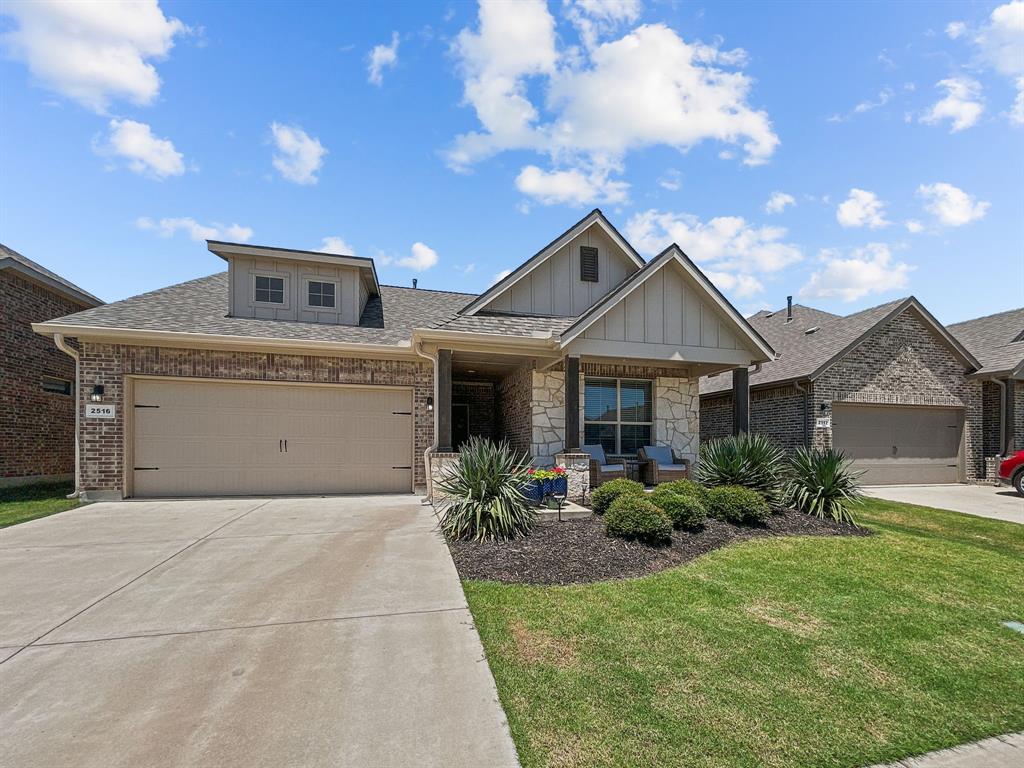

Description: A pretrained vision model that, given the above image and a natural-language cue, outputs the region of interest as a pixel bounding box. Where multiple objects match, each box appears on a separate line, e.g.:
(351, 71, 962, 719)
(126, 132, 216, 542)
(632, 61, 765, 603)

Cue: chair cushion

(642, 445, 673, 464)
(581, 444, 607, 464)
(601, 463, 625, 472)
(657, 463, 683, 471)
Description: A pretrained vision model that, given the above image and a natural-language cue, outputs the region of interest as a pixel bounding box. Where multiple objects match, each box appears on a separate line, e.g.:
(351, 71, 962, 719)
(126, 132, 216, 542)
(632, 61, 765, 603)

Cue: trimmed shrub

(656, 478, 708, 502)
(705, 485, 772, 525)
(435, 437, 535, 541)
(590, 477, 644, 515)
(698, 433, 785, 502)
(784, 447, 863, 525)
(604, 495, 672, 544)
(649, 485, 707, 529)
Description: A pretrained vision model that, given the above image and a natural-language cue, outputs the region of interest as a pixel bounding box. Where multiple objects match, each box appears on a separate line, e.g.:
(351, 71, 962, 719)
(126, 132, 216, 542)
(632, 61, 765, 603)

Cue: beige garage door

(832, 404, 963, 485)
(131, 379, 414, 497)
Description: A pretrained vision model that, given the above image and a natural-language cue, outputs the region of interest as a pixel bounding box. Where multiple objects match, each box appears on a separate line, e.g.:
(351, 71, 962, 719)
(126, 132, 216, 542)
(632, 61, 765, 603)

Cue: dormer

(208, 241, 380, 326)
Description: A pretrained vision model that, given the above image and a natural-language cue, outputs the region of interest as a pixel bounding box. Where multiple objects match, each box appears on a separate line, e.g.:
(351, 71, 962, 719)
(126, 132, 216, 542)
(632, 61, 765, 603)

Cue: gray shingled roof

(428, 311, 577, 338)
(0, 243, 103, 306)
(948, 307, 1024, 376)
(700, 298, 909, 396)
(44, 272, 472, 346)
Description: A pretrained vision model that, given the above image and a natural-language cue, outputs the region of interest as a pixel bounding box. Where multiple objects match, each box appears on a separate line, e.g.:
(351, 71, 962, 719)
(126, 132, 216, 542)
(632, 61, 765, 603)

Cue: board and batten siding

(228, 255, 365, 325)
(482, 223, 639, 317)
(581, 261, 746, 350)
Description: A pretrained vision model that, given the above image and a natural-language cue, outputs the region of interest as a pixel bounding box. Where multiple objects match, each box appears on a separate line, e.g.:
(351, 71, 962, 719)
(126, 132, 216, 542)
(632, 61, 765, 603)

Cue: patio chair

(638, 445, 690, 486)
(581, 444, 626, 488)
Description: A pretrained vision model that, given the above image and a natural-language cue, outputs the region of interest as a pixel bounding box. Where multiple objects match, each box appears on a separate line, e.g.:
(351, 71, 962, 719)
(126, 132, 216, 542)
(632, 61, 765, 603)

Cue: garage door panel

(832, 404, 962, 485)
(132, 379, 413, 497)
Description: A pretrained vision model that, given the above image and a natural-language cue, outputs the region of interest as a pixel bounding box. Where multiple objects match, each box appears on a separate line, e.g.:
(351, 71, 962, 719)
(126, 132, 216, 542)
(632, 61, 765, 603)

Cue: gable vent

(804, 326, 819, 334)
(580, 246, 599, 282)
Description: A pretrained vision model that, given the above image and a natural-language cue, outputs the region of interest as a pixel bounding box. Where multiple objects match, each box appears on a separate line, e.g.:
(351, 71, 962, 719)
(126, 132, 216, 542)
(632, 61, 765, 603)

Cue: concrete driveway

(0, 496, 519, 768)
(865, 484, 1024, 525)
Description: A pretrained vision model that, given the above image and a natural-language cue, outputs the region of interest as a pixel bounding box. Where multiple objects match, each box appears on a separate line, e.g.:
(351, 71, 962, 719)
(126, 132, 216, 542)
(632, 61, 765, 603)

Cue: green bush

(589, 477, 644, 515)
(435, 437, 535, 541)
(656, 478, 708, 502)
(649, 485, 707, 529)
(604, 495, 672, 544)
(705, 485, 772, 525)
(698, 433, 785, 502)
(784, 447, 863, 525)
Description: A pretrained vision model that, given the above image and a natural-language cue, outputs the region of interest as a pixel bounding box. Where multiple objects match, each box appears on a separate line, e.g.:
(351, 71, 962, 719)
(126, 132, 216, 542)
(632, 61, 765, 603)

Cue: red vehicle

(998, 450, 1024, 495)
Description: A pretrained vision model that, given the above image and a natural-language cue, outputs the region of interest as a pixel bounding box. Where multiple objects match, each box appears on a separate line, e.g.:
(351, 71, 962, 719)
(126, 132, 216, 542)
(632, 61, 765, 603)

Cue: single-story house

(1, 244, 103, 488)
(700, 296, 983, 485)
(33, 210, 775, 501)
(948, 307, 1024, 477)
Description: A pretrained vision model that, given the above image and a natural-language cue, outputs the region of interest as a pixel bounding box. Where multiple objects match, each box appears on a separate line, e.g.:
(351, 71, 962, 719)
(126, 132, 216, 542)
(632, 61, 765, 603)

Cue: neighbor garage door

(831, 404, 963, 485)
(131, 378, 413, 497)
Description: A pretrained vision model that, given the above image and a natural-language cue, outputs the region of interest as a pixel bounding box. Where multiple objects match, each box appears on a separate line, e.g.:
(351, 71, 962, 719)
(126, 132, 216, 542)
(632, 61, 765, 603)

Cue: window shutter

(580, 246, 599, 282)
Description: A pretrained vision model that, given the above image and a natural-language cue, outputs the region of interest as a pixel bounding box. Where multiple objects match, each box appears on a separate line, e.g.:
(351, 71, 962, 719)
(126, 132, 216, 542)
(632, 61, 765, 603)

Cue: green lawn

(464, 498, 1024, 768)
(0, 482, 82, 528)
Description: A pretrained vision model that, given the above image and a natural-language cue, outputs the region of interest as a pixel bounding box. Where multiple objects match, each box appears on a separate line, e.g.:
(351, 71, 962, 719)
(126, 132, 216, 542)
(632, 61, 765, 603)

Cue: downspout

(988, 377, 1007, 457)
(414, 340, 439, 502)
(794, 380, 810, 449)
(52, 333, 81, 499)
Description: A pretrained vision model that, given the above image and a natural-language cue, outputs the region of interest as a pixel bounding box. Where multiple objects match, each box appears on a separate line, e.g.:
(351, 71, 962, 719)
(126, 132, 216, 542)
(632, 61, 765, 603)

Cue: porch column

(732, 367, 749, 435)
(437, 348, 453, 452)
(1005, 378, 1016, 454)
(564, 355, 580, 451)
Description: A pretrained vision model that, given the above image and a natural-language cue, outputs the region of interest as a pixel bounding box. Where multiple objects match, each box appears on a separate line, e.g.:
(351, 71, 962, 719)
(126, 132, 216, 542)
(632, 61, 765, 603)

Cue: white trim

(301, 276, 340, 312)
(250, 271, 290, 309)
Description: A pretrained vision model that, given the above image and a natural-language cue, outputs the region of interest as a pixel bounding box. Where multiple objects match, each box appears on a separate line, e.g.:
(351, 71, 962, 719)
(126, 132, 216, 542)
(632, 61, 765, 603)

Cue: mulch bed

(447, 510, 871, 585)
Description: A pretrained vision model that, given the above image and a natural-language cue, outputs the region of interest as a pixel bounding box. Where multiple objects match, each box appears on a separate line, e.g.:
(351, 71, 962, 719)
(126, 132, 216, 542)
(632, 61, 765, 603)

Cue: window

(584, 377, 652, 456)
(254, 275, 285, 304)
(307, 280, 336, 308)
(580, 245, 599, 282)
(41, 376, 72, 395)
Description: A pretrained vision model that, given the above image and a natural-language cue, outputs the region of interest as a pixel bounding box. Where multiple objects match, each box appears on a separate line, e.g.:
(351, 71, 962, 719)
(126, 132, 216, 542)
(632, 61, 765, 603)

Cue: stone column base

(555, 452, 590, 504)
(428, 452, 460, 503)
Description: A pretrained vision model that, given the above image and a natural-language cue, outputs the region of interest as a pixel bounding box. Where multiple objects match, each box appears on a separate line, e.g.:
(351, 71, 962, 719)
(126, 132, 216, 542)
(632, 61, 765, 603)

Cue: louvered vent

(580, 246, 599, 282)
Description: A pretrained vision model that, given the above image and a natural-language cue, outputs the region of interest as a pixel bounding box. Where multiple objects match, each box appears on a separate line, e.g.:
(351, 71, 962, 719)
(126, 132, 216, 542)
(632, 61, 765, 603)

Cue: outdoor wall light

(90, 384, 105, 402)
(819, 401, 831, 413)
(426, 396, 434, 411)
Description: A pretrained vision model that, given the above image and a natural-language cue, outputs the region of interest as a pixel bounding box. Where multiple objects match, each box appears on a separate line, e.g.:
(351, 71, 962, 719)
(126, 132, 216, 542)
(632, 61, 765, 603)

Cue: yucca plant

(435, 436, 536, 541)
(783, 447, 864, 525)
(697, 433, 786, 502)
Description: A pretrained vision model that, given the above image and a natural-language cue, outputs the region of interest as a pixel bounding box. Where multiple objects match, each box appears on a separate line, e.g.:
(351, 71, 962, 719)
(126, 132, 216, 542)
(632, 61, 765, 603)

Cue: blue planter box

(522, 480, 545, 504)
(550, 476, 568, 497)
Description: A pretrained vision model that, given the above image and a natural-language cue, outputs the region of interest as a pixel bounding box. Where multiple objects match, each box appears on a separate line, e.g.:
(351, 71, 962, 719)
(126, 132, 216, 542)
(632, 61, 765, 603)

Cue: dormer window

(307, 279, 336, 309)
(254, 275, 285, 304)
(580, 246, 599, 282)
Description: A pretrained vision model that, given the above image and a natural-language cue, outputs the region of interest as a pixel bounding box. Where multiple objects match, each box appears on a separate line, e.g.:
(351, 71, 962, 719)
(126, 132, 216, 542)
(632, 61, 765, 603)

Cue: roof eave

(0, 258, 103, 308)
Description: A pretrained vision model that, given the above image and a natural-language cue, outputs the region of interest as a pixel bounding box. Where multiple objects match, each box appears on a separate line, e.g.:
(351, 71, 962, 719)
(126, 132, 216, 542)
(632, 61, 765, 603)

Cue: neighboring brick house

(700, 297, 983, 485)
(34, 209, 775, 501)
(1, 244, 102, 488)
(948, 307, 1024, 477)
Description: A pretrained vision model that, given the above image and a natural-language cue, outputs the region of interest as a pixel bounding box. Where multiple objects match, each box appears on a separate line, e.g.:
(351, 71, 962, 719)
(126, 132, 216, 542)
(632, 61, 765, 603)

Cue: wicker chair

(638, 445, 690, 486)
(581, 444, 626, 488)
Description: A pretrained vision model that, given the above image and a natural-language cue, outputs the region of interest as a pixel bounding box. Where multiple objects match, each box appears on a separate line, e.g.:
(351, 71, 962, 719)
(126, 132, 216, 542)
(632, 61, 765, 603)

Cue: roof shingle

(948, 307, 1024, 376)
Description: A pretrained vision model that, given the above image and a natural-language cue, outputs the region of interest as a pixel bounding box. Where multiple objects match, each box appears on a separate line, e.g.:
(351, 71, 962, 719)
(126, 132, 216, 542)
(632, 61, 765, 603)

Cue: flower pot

(550, 476, 568, 497)
(522, 480, 545, 505)
(541, 478, 554, 497)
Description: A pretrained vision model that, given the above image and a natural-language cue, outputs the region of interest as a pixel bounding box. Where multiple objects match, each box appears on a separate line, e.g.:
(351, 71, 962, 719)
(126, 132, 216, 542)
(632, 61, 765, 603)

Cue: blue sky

(1, 0, 1021, 323)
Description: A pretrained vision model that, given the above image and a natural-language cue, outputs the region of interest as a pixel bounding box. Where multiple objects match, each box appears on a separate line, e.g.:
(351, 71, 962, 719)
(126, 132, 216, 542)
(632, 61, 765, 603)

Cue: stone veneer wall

(532, 370, 565, 464)
(1, 271, 89, 483)
(496, 364, 531, 458)
(77, 343, 434, 496)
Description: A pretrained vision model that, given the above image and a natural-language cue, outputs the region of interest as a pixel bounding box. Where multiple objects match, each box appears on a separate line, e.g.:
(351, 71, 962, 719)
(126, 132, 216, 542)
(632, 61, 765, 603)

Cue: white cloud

(1, 0, 186, 113)
(917, 182, 990, 226)
(705, 270, 764, 299)
(1011, 77, 1024, 123)
(317, 236, 356, 255)
(625, 209, 802, 285)
(397, 242, 438, 271)
(905, 219, 924, 233)
(564, 0, 643, 50)
(764, 191, 795, 214)
(657, 169, 681, 191)
(491, 268, 513, 285)
(515, 164, 629, 205)
(801, 243, 912, 302)
(136, 216, 253, 242)
(447, 3, 778, 205)
(920, 77, 984, 131)
(367, 31, 399, 86)
(854, 87, 893, 114)
(95, 118, 184, 179)
(270, 122, 327, 185)
(946, 21, 967, 40)
(973, 2, 1024, 78)
(836, 188, 890, 229)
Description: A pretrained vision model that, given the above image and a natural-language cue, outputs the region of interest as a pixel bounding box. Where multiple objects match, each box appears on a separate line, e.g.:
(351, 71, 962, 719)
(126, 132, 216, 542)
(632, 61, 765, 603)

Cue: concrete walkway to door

(0, 496, 519, 768)
(864, 484, 1024, 525)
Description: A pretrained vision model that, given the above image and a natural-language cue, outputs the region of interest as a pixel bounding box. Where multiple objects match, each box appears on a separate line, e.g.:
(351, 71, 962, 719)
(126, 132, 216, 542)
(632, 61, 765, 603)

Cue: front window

(584, 377, 652, 456)
(254, 275, 284, 304)
(307, 280, 336, 308)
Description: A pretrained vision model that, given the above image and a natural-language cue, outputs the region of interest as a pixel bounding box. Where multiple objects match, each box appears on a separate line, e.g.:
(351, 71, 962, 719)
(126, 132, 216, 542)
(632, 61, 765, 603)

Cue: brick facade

(452, 380, 496, 444)
(495, 364, 532, 457)
(77, 343, 434, 497)
(698, 307, 983, 480)
(1, 271, 89, 484)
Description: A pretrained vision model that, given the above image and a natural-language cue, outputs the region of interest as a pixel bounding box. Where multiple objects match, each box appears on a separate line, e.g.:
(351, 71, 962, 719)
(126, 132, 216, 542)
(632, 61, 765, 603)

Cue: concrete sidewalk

(0, 496, 520, 768)
(866, 732, 1024, 767)
(864, 484, 1024, 525)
